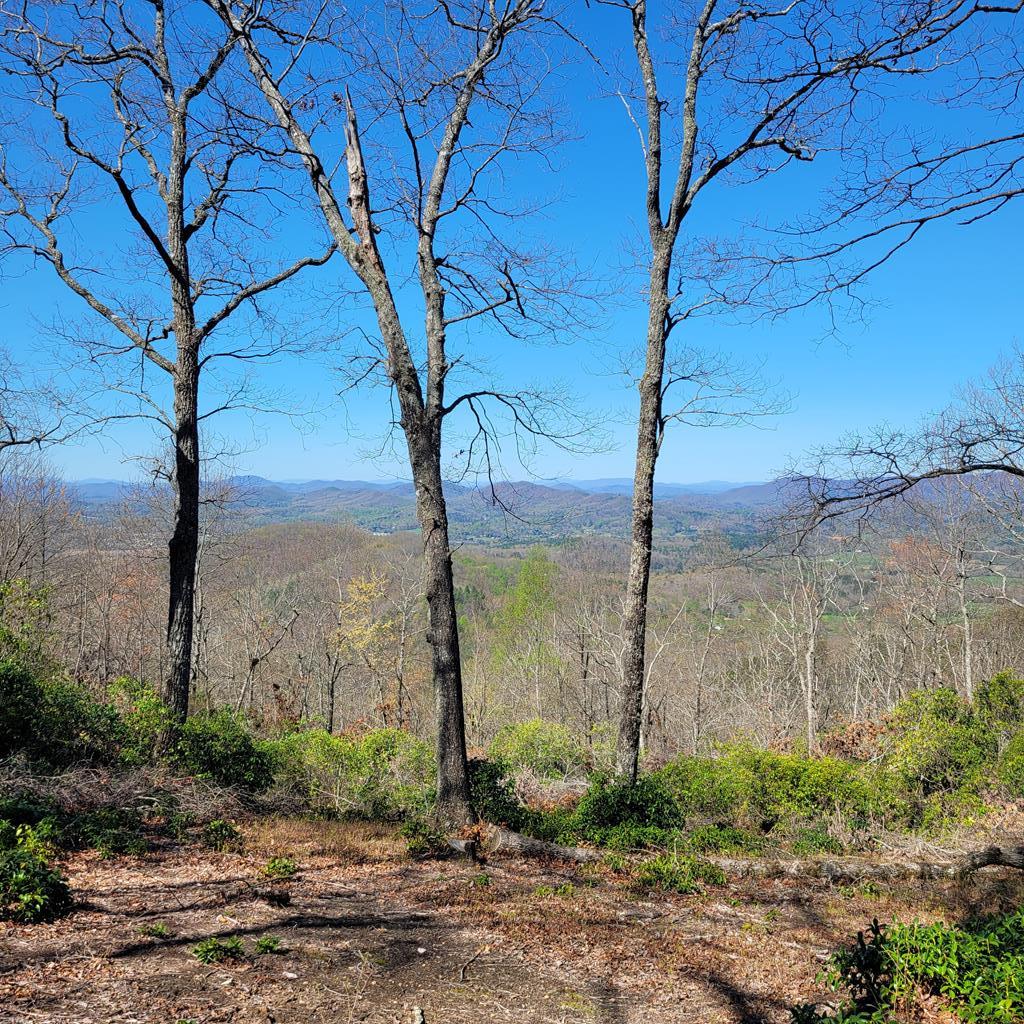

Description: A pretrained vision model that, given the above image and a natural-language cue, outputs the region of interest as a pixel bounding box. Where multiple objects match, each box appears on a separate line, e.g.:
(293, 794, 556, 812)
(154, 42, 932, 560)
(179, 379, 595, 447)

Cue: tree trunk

(410, 435, 473, 826)
(166, 363, 200, 723)
(617, 253, 671, 783)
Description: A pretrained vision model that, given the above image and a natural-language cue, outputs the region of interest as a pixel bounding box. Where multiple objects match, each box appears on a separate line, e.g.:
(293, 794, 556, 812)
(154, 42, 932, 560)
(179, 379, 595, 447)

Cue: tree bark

(166, 366, 200, 723)
(617, 253, 671, 783)
(409, 433, 473, 825)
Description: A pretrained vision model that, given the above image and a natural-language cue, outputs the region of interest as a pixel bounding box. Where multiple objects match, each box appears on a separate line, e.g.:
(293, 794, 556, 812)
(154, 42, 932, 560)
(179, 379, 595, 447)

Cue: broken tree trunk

(449, 828, 1024, 880)
(448, 826, 603, 863)
(705, 845, 1024, 882)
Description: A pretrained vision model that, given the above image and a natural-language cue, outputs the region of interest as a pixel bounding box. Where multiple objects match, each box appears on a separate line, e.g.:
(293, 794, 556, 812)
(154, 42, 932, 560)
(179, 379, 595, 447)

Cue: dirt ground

(2, 819, 1022, 1024)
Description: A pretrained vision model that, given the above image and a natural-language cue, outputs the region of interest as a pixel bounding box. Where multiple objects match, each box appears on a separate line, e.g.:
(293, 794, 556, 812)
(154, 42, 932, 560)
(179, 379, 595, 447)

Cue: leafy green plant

(267, 727, 434, 818)
(792, 910, 1024, 1023)
(633, 853, 725, 895)
(468, 757, 525, 829)
(574, 773, 683, 833)
(995, 728, 1024, 797)
(201, 819, 243, 852)
(166, 810, 197, 842)
(72, 806, 147, 859)
(488, 719, 586, 779)
(0, 846, 72, 922)
(138, 921, 173, 939)
(400, 817, 448, 858)
(191, 935, 246, 964)
(791, 826, 843, 856)
(884, 688, 994, 813)
(683, 824, 765, 855)
(175, 710, 275, 792)
(261, 856, 297, 880)
(254, 935, 284, 954)
(0, 656, 123, 768)
(534, 882, 577, 898)
(108, 677, 173, 766)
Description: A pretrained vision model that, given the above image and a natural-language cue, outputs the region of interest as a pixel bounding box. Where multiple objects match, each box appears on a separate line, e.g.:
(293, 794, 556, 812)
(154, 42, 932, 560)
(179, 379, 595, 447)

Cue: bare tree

(0, 2, 334, 720)
(794, 351, 1024, 533)
(601, 0, 1021, 781)
(210, 0, 586, 823)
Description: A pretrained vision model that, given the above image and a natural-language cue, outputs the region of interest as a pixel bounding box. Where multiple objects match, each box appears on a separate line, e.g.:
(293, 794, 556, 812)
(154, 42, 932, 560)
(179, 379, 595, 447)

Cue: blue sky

(2, 1, 1020, 485)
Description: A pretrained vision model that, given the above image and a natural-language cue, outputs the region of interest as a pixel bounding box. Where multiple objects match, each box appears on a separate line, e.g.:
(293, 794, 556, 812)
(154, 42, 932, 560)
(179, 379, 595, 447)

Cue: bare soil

(2, 818, 1022, 1024)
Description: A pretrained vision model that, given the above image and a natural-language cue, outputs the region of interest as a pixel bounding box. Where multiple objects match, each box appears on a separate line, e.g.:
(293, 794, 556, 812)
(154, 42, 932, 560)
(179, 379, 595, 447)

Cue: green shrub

(254, 935, 284, 955)
(139, 921, 173, 939)
(0, 579, 52, 666)
(70, 806, 147, 859)
(683, 824, 765, 855)
(109, 677, 172, 766)
(791, 826, 843, 856)
(0, 658, 123, 768)
(996, 729, 1024, 796)
(975, 671, 1024, 741)
(175, 710, 275, 792)
(0, 846, 72, 922)
(488, 719, 585, 779)
(191, 935, 245, 964)
(0, 791, 61, 831)
(574, 774, 683, 833)
(633, 853, 726, 895)
(656, 746, 896, 833)
(0, 791, 148, 858)
(468, 758, 525, 829)
(261, 856, 296, 880)
(267, 727, 434, 819)
(201, 819, 243, 852)
(401, 817, 449, 858)
(884, 688, 994, 800)
(654, 754, 747, 819)
(574, 822, 680, 852)
(793, 911, 1024, 1023)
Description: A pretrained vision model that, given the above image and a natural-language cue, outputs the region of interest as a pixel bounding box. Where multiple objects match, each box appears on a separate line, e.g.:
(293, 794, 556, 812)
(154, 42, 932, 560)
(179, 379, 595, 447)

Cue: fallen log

(706, 844, 1024, 882)
(449, 826, 1024, 881)
(448, 825, 602, 863)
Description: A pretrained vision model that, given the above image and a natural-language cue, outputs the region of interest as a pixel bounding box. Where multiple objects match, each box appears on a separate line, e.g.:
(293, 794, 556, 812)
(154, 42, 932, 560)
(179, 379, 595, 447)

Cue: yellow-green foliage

(488, 718, 586, 779)
(655, 744, 893, 828)
(267, 727, 434, 818)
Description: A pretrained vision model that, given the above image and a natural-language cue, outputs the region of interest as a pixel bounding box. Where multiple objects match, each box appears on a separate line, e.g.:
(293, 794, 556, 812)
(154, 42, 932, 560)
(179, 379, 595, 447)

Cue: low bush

(0, 789, 148, 858)
(488, 719, 586, 779)
(191, 935, 246, 964)
(792, 910, 1024, 1023)
(261, 856, 296, 880)
(633, 853, 726, 895)
(0, 658, 123, 768)
(109, 677, 173, 766)
(267, 727, 433, 819)
(201, 819, 243, 852)
(883, 688, 994, 808)
(573, 773, 683, 833)
(468, 757, 525, 829)
(791, 826, 843, 856)
(996, 729, 1024, 797)
(682, 824, 765, 855)
(69, 806, 147, 859)
(401, 817, 449, 858)
(174, 710, 275, 793)
(0, 846, 72, 922)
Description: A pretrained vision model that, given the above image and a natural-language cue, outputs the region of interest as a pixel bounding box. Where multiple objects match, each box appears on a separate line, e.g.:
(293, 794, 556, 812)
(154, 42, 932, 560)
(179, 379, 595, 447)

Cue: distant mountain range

(66, 475, 790, 548)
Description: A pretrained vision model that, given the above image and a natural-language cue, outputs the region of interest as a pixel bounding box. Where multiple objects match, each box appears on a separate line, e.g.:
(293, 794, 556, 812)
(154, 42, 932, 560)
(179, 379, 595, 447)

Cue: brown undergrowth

(2, 817, 1022, 1024)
